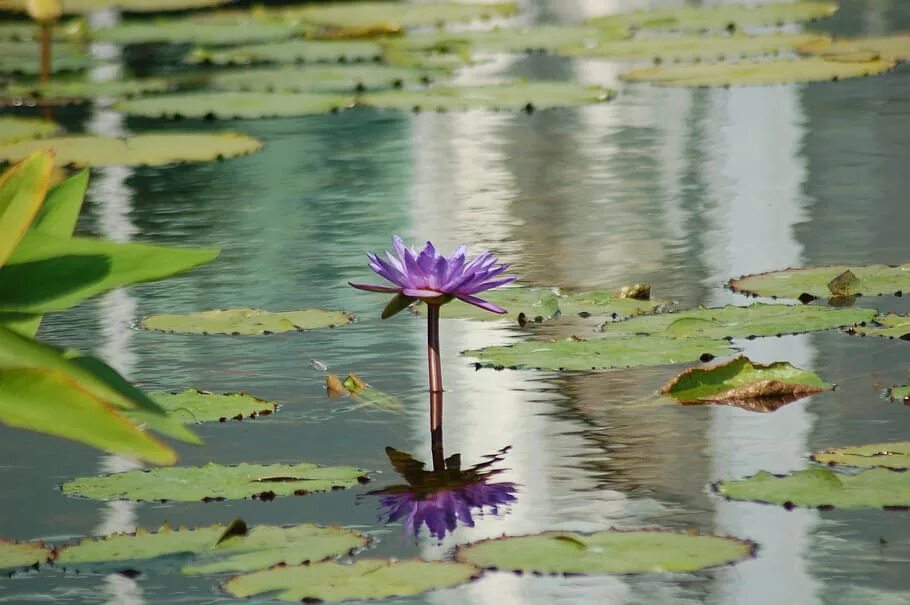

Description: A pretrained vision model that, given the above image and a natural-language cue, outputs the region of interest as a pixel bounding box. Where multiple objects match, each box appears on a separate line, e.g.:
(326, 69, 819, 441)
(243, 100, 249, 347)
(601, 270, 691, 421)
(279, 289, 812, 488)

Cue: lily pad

(360, 82, 614, 111)
(115, 91, 352, 119)
(414, 287, 560, 323)
(185, 39, 383, 66)
(845, 314, 910, 340)
(56, 522, 367, 575)
(660, 355, 831, 410)
(389, 24, 613, 55)
(149, 389, 278, 423)
(0, 0, 235, 13)
(0, 116, 58, 145)
(798, 34, 910, 62)
(286, 1, 519, 29)
(812, 442, 910, 470)
(559, 288, 669, 319)
(889, 385, 909, 402)
(61, 461, 368, 502)
(0, 539, 49, 570)
(589, 1, 838, 33)
(3, 78, 171, 101)
(600, 303, 875, 339)
(92, 18, 305, 46)
(209, 64, 438, 94)
(0, 41, 90, 75)
(455, 529, 754, 574)
(223, 559, 479, 602)
(714, 467, 910, 509)
(620, 57, 895, 87)
(0, 133, 262, 166)
(465, 335, 731, 371)
(729, 263, 910, 299)
(140, 308, 353, 335)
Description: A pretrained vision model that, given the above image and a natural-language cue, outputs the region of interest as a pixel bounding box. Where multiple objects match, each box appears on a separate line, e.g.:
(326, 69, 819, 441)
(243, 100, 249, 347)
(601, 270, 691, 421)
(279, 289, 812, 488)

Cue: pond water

(2, 0, 909, 603)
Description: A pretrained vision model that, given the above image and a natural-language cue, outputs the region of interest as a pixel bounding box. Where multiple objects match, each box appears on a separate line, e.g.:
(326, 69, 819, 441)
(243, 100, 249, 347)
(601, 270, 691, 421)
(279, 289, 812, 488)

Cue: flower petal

(402, 288, 443, 299)
(455, 293, 508, 314)
(349, 282, 401, 293)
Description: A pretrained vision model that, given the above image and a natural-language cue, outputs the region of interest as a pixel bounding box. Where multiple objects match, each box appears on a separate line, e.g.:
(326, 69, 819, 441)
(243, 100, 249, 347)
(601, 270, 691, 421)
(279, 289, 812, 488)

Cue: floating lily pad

(812, 442, 910, 470)
(149, 389, 278, 423)
(286, 1, 519, 29)
(0, 0, 234, 13)
(360, 82, 614, 111)
(559, 288, 669, 319)
(600, 303, 874, 339)
(0, 41, 90, 75)
(455, 529, 754, 574)
(714, 467, 910, 509)
(465, 335, 731, 371)
(889, 385, 909, 401)
(414, 287, 559, 322)
(0, 117, 58, 145)
(115, 91, 352, 119)
(0, 539, 49, 570)
(224, 559, 479, 602)
(389, 24, 613, 55)
(61, 461, 368, 502)
(660, 355, 831, 410)
(589, 1, 838, 33)
(140, 308, 353, 335)
(4, 78, 170, 102)
(0, 133, 262, 166)
(620, 57, 895, 87)
(209, 64, 438, 94)
(845, 314, 910, 340)
(798, 34, 910, 62)
(93, 18, 305, 46)
(185, 39, 383, 66)
(56, 522, 367, 575)
(559, 33, 828, 61)
(729, 263, 910, 299)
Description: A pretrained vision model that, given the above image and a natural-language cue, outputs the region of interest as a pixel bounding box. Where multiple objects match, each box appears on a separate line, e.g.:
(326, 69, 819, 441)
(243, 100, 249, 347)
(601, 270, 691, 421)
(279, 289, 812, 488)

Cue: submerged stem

(430, 390, 444, 471)
(39, 23, 52, 83)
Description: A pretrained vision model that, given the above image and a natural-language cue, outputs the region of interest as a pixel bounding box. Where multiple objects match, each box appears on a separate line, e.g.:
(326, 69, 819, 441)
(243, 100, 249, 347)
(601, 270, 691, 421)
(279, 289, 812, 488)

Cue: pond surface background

(1, 0, 909, 603)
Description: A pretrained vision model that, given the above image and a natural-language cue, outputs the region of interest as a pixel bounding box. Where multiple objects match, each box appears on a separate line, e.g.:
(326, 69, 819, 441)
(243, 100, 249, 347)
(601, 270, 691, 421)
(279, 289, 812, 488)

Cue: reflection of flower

(369, 446, 518, 540)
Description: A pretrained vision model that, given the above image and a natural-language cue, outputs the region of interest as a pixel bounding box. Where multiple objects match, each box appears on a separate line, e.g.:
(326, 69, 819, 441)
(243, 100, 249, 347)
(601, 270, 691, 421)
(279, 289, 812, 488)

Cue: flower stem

(427, 303, 443, 395)
(430, 390, 444, 471)
(39, 23, 52, 83)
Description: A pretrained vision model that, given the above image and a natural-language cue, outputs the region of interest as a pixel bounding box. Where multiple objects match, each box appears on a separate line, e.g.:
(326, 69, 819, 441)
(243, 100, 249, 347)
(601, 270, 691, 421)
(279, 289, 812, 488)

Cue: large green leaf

(56, 522, 368, 575)
(224, 559, 479, 602)
(140, 308, 353, 335)
(0, 231, 219, 313)
(209, 64, 441, 94)
(0, 0, 234, 13)
(185, 39, 383, 66)
(4, 78, 171, 101)
(0, 539, 50, 571)
(360, 82, 614, 111)
(456, 529, 754, 574)
(812, 442, 910, 470)
(600, 303, 875, 339)
(559, 33, 828, 61)
(714, 467, 910, 509)
(62, 461, 368, 502)
(0, 41, 91, 75)
(0, 116, 59, 145)
(149, 389, 278, 423)
(0, 151, 52, 267)
(287, 1, 519, 28)
(729, 263, 910, 299)
(0, 133, 262, 166)
(845, 314, 910, 340)
(115, 91, 352, 119)
(620, 57, 895, 87)
(798, 34, 910, 62)
(92, 18, 305, 46)
(465, 335, 731, 371)
(30, 169, 88, 237)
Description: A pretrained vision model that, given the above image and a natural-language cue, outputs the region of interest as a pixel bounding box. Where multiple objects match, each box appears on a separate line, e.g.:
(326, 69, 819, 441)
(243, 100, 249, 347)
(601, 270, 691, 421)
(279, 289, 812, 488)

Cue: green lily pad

(0, 0, 234, 13)
(714, 467, 910, 509)
(600, 303, 875, 339)
(559, 33, 828, 61)
(0, 133, 261, 166)
(465, 335, 731, 371)
(224, 559, 479, 602)
(92, 18, 305, 46)
(185, 39, 383, 66)
(845, 314, 910, 340)
(150, 389, 278, 423)
(56, 522, 368, 575)
(115, 91, 352, 119)
(812, 442, 910, 470)
(0, 539, 49, 570)
(455, 529, 754, 574)
(209, 64, 438, 94)
(414, 287, 560, 323)
(660, 355, 831, 410)
(0, 41, 91, 75)
(286, 1, 519, 29)
(0, 116, 58, 144)
(729, 263, 910, 299)
(589, 1, 838, 33)
(4, 78, 171, 101)
(360, 82, 614, 111)
(620, 57, 895, 87)
(798, 34, 910, 62)
(888, 385, 909, 401)
(389, 24, 614, 55)
(61, 461, 368, 502)
(559, 288, 669, 319)
(140, 308, 353, 335)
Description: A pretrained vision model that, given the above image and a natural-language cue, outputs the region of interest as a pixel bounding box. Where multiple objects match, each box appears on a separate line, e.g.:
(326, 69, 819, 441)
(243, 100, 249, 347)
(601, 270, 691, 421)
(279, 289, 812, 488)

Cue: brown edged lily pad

(845, 314, 910, 340)
(812, 442, 910, 470)
(729, 263, 910, 299)
(0, 539, 50, 570)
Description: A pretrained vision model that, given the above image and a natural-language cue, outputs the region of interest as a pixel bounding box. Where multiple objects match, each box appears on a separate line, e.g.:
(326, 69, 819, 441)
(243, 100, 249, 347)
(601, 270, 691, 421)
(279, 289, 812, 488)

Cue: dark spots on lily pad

(817, 504, 834, 511)
(783, 500, 796, 510)
(117, 568, 141, 578)
(798, 293, 816, 304)
(253, 491, 276, 501)
(699, 353, 715, 363)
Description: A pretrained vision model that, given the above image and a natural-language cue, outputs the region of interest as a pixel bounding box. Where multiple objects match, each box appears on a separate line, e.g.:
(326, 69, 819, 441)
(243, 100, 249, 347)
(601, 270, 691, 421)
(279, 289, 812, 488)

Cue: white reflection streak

(86, 9, 145, 605)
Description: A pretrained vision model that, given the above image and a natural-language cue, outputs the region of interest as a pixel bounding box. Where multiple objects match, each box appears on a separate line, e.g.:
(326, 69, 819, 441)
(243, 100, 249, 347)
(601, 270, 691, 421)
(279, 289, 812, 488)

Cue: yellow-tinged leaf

(0, 150, 53, 267)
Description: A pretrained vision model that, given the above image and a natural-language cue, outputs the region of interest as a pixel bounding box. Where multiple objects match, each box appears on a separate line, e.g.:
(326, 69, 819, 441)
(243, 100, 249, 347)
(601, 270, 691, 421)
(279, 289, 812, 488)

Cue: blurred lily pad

(115, 91, 352, 118)
(600, 303, 875, 339)
(660, 355, 831, 410)
(559, 33, 828, 61)
(360, 82, 614, 111)
(140, 308, 353, 335)
(3, 78, 170, 102)
(0, 539, 49, 570)
(714, 467, 910, 509)
(0, 41, 90, 75)
(620, 57, 895, 87)
(889, 385, 909, 401)
(224, 559, 479, 602)
(812, 442, 910, 470)
(56, 522, 367, 575)
(798, 34, 910, 62)
(389, 24, 613, 55)
(287, 1, 519, 29)
(93, 18, 305, 46)
(729, 263, 910, 299)
(415, 287, 559, 322)
(185, 39, 383, 66)
(455, 529, 754, 574)
(62, 461, 368, 502)
(209, 64, 439, 94)
(149, 389, 278, 423)
(0, 0, 235, 13)
(559, 288, 668, 319)
(0, 133, 262, 166)
(846, 314, 910, 340)
(0, 117, 58, 144)
(589, 1, 838, 33)
(465, 335, 731, 371)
